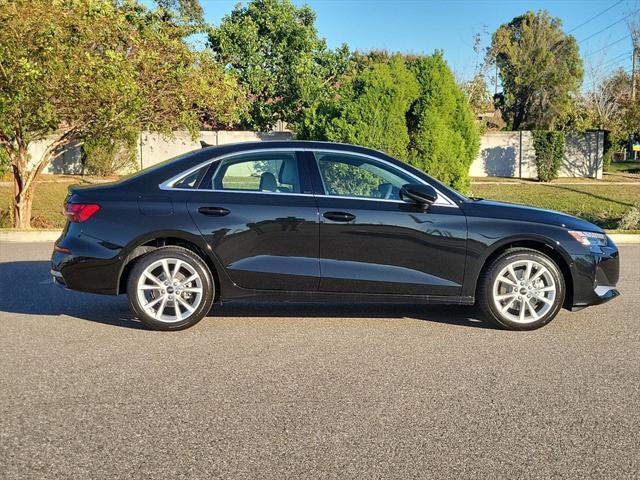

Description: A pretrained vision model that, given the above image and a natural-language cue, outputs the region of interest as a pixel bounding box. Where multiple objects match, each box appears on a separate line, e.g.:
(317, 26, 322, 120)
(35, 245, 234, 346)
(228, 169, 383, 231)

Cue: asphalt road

(1, 242, 639, 479)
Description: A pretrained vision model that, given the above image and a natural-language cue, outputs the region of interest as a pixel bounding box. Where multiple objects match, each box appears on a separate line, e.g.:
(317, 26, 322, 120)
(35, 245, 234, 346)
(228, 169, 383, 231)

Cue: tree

(564, 63, 639, 166)
(298, 53, 420, 160)
(298, 51, 479, 192)
(407, 53, 480, 193)
(208, 0, 348, 131)
(155, 0, 204, 24)
(489, 10, 583, 130)
(462, 75, 493, 117)
(0, 0, 246, 228)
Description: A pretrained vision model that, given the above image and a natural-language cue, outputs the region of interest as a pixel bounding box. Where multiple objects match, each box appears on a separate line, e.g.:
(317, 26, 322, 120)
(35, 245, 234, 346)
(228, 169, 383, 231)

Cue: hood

(465, 199, 604, 233)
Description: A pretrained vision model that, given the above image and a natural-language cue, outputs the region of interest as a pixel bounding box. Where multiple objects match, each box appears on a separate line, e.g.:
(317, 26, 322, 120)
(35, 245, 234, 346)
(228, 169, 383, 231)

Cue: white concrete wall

(25, 130, 293, 173)
(470, 131, 603, 179)
(561, 132, 604, 179)
(138, 131, 217, 170)
(139, 130, 293, 169)
(27, 129, 602, 179)
(27, 137, 84, 174)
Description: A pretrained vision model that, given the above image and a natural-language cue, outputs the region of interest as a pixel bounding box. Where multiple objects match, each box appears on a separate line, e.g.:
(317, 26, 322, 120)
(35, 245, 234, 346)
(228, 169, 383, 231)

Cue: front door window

(315, 152, 414, 201)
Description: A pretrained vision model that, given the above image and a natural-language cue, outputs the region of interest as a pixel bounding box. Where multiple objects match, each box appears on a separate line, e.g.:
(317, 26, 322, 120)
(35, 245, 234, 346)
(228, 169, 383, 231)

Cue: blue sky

(194, 0, 638, 87)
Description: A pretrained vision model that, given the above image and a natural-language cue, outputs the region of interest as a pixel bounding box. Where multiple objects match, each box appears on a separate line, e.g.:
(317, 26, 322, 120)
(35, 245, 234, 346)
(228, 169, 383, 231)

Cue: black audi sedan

(51, 141, 620, 331)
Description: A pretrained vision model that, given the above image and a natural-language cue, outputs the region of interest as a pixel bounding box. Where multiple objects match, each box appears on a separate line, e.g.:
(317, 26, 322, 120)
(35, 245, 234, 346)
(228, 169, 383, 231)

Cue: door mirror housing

(400, 184, 438, 208)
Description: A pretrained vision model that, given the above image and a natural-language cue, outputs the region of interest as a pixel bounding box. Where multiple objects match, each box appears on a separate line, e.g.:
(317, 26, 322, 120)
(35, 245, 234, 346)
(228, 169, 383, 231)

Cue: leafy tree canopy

(208, 0, 350, 131)
(299, 52, 419, 160)
(155, 0, 205, 25)
(0, 0, 246, 228)
(297, 51, 479, 193)
(489, 10, 583, 130)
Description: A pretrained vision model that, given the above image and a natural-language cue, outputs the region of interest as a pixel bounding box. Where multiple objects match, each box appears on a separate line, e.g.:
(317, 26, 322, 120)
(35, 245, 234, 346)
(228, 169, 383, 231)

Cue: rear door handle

(323, 211, 356, 222)
(198, 206, 230, 217)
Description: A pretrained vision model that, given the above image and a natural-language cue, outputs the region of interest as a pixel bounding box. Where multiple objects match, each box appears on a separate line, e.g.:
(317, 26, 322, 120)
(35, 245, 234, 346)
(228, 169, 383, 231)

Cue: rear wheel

(127, 246, 214, 331)
(478, 248, 565, 330)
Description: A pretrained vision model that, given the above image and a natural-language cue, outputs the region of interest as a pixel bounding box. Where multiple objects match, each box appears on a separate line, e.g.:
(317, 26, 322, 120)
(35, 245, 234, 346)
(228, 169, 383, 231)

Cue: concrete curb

(608, 234, 640, 244)
(0, 230, 61, 243)
(1, 229, 640, 244)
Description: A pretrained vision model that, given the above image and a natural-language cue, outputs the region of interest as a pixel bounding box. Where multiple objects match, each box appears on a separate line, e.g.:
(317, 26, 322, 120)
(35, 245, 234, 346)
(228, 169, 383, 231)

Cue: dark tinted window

(315, 152, 413, 200)
(206, 152, 301, 193)
(172, 165, 208, 189)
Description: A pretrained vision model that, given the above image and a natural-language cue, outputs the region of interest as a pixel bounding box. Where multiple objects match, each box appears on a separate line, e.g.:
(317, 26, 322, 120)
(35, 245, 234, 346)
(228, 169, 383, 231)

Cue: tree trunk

(11, 146, 34, 229)
(13, 173, 35, 229)
(8, 131, 74, 229)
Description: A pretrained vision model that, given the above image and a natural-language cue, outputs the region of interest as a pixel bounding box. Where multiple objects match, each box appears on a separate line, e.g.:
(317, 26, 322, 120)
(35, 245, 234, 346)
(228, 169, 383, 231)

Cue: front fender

(461, 221, 577, 300)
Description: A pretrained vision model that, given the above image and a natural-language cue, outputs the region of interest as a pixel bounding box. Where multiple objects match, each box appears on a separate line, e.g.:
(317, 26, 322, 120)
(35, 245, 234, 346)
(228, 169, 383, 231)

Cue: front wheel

(478, 248, 565, 330)
(127, 246, 215, 331)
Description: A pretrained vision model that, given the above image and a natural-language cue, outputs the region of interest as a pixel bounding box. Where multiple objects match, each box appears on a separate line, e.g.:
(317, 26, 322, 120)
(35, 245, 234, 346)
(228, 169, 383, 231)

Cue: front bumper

(570, 240, 620, 310)
(50, 268, 67, 288)
(593, 285, 620, 303)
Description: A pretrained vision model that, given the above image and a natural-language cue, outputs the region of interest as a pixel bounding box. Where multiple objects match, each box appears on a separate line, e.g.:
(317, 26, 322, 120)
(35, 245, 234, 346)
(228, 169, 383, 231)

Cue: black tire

(477, 248, 565, 331)
(127, 246, 215, 331)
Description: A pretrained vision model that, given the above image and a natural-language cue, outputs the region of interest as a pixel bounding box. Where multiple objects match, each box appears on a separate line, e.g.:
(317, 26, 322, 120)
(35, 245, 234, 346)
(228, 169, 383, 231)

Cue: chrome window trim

(159, 147, 459, 208)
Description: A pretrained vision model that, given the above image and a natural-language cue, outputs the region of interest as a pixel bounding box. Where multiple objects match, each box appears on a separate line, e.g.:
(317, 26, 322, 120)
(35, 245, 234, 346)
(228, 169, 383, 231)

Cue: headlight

(568, 230, 608, 247)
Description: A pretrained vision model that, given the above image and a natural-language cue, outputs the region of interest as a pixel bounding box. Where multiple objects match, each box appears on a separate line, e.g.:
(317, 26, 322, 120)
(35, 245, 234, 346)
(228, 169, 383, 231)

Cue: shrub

(297, 51, 480, 194)
(532, 131, 564, 181)
(617, 205, 640, 231)
(83, 134, 138, 176)
(406, 53, 480, 193)
(319, 53, 420, 160)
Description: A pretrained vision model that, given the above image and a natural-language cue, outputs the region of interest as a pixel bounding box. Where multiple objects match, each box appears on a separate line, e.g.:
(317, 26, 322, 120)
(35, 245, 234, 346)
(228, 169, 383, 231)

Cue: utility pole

(632, 44, 638, 101)
(632, 23, 639, 101)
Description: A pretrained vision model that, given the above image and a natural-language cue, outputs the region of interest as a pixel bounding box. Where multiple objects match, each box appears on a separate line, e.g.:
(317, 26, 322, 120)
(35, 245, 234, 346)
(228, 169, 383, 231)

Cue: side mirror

(400, 183, 438, 208)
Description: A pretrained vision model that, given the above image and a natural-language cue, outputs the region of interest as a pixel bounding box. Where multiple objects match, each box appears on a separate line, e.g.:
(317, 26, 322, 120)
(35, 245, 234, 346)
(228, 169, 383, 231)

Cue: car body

(51, 141, 620, 330)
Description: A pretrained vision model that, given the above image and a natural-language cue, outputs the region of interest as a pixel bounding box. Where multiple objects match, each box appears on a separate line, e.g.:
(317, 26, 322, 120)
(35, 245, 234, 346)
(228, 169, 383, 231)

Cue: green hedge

(532, 131, 564, 182)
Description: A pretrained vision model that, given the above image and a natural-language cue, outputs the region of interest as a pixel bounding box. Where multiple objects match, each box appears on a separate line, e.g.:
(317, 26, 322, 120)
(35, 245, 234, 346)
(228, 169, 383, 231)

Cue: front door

(308, 151, 467, 296)
(186, 150, 320, 291)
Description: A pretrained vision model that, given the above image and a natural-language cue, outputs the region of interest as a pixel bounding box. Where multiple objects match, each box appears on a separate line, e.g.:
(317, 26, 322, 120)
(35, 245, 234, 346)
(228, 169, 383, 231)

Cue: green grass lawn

(606, 161, 640, 174)
(1, 174, 639, 230)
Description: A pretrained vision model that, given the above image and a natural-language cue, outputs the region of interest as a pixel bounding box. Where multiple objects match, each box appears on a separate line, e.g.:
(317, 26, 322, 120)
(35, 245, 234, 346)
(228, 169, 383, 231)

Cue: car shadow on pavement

(214, 302, 496, 329)
(0, 261, 497, 330)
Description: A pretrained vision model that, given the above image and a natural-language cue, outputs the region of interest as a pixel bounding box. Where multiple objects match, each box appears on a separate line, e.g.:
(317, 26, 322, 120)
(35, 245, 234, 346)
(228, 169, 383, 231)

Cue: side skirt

(218, 288, 475, 306)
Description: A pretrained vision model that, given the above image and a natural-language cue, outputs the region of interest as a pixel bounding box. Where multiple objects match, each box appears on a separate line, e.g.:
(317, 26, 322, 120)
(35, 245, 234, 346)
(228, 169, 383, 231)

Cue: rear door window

(208, 152, 302, 193)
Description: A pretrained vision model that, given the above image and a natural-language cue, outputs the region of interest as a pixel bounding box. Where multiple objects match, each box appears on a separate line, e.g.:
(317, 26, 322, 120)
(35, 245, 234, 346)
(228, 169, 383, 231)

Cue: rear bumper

(51, 226, 124, 295)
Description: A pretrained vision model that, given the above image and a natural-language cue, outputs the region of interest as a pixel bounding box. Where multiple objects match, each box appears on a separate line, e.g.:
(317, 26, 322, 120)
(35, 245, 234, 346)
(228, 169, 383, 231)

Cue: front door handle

(198, 206, 230, 217)
(323, 211, 356, 222)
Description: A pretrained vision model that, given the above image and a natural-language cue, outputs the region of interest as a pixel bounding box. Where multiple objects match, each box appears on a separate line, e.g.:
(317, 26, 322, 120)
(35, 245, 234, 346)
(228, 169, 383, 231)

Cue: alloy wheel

(136, 258, 204, 323)
(492, 259, 557, 324)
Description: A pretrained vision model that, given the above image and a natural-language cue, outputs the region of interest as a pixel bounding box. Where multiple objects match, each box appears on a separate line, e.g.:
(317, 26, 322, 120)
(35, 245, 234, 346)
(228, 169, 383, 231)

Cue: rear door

(184, 150, 320, 291)
(307, 150, 467, 296)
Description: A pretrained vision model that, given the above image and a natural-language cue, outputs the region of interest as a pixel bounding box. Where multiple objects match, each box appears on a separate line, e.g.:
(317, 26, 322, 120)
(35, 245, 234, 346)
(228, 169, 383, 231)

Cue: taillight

(64, 203, 101, 223)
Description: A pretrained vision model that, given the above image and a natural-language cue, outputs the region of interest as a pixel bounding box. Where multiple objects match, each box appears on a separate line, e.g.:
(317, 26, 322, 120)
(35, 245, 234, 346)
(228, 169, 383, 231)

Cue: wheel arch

(117, 231, 223, 299)
(472, 236, 574, 309)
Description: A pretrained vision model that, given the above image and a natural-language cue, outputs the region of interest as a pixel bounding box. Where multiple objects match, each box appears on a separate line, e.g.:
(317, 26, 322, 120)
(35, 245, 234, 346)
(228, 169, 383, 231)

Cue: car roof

(199, 140, 391, 158)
